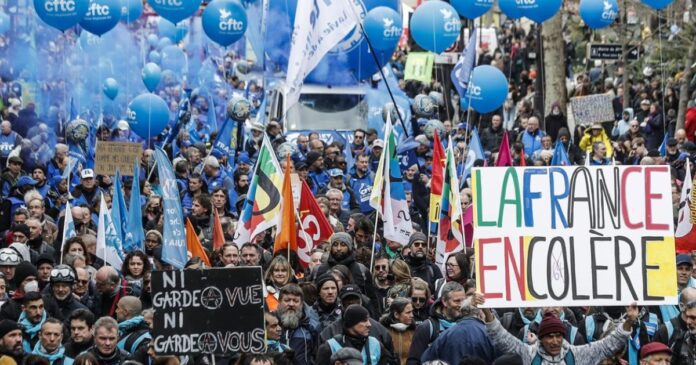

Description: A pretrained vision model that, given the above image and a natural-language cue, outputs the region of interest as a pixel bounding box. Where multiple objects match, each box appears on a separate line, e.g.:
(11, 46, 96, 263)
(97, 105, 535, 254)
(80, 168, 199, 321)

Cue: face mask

(24, 280, 39, 293)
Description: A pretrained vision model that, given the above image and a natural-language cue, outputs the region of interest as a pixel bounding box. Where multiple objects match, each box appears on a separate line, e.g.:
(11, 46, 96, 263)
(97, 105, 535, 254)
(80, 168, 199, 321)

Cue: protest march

(0, 0, 694, 365)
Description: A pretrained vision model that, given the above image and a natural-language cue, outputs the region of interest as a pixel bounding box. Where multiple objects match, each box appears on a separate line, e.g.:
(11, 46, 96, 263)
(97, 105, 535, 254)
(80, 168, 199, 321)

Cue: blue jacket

(421, 317, 499, 365)
(349, 172, 375, 214)
(310, 170, 330, 192)
(520, 129, 545, 157)
(281, 304, 320, 365)
(0, 131, 20, 158)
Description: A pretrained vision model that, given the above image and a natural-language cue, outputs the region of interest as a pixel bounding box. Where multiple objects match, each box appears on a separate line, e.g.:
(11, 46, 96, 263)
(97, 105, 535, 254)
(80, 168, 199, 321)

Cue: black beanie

(13, 261, 39, 288)
(316, 273, 337, 291)
(0, 320, 21, 338)
(11, 224, 29, 238)
(306, 151, 322, 167)
(343, 304, 370, 329)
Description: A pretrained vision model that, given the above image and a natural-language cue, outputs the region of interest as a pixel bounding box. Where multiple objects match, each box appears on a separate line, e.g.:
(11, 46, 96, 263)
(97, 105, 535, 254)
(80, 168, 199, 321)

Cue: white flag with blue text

(96, 193, 124, 268)
(284, 0, 357, 114)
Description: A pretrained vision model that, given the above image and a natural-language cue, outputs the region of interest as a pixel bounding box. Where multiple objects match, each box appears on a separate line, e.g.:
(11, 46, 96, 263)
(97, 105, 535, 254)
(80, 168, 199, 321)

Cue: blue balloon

(103, 78, 119, 100)
(149, 0, 201, 24)
(127, 93, 170, 138)
(149, 50, 161, 64)
(452, 0, 493, 19)
(641, 0, 673, 9)
(363, 7, 402, 52)
(266, 0, 399, 85)
(410, 1, 461, 53)
(157, 18, 188, 43)
(120, 0, 142, 22)
(141, 62, 162, 92)
(160, 45, 186, 72)
(157, 37, 173, 50)
(202, 0, 247, 47)
(521, 0, 562, 23)
(0, 12, 10, 34)
(498, 0, 524, 19)
(34, 0, 89, 32)
(464, 65, 508, 113)
(80, 0, 121, 36)
(147, 34, 159, 47)
(579, 0, 618, 29)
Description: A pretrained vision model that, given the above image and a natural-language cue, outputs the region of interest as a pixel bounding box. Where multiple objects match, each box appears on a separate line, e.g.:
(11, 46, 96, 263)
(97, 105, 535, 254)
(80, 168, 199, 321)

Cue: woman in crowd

(380, 297, 415, 365)
(264, 256, 294, 311)
(121, 250, 151, 292)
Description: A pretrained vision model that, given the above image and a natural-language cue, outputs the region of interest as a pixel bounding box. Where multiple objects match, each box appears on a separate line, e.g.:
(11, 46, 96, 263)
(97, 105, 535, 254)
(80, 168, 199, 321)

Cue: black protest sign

(152, 267, 265, 355)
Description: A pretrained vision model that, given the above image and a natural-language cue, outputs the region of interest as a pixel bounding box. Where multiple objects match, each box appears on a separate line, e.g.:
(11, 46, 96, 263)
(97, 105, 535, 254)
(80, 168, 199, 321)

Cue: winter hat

(343, 304, 370, 329)
(11, 224, 29, 238)
(145, 230, 163, 243)
(0, 320, 21, 338)
(408, 232, 427, 248)
(305, 151, 322, 167)
(640, 342, 672, 359)
(330, 232, 354, 251)
(13, 261, 39, 288)
(493, 353, 523, 365)
(538, 313, 566, 339)
(557, 128, 571, 140)
(316, 273, 337, 291)
(330, 348, 363, 365)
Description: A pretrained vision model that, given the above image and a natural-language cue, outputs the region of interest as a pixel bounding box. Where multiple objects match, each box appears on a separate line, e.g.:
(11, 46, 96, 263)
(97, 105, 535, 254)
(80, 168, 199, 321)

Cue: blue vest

(327, 336, 381, 365)
(349, 173, 375, 214)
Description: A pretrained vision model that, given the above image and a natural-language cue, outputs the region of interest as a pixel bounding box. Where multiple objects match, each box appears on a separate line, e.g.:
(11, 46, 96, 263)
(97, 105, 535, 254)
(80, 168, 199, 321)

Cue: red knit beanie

(538, 313, 567, 339)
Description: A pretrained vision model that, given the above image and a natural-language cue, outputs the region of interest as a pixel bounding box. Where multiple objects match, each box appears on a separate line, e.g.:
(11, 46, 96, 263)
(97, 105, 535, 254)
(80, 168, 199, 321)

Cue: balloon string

(538, 24, 545, 120)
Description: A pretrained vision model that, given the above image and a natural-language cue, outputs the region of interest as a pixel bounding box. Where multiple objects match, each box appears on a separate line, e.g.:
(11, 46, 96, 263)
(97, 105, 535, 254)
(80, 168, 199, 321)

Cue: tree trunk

(676, 33, 695, 131)
(541, 11, 568, 120)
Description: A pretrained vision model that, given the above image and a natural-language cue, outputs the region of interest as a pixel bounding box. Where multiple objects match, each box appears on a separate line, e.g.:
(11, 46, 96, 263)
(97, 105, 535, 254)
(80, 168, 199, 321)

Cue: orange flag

(519, 147, 527, 167)
(274, 156, 298, 255)
(186, 218, 212, 267)
(212, 209, 225, 251)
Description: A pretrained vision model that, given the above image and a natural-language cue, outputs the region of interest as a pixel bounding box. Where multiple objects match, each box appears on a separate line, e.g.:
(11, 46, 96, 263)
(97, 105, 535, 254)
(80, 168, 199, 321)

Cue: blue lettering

(523, 168, 547, 227)
(549, 167, 569, 229)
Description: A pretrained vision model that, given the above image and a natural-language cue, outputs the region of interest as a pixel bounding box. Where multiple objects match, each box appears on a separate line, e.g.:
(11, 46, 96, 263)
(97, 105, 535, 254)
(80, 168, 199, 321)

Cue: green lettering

(498, 168, 522, 228)
(475, 170, 496, 227)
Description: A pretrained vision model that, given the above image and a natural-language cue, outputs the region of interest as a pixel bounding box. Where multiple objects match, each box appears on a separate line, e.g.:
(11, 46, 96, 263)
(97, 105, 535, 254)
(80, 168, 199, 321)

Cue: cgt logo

(440, 8, 459, 32)
(86, 2, 110, 17)
(127, 108, 136, 121)
(382, 17, 400, 38)
(515, 0, 536, 6)
(219, 9, 244, 32)
(44, 0, 76, 12)
(468, 82, 482, 97)
(152, 0, 183, 6)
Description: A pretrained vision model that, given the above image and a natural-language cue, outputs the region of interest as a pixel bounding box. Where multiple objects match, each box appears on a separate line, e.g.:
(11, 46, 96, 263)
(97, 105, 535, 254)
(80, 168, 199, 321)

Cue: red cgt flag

(295, 180, 334, 268)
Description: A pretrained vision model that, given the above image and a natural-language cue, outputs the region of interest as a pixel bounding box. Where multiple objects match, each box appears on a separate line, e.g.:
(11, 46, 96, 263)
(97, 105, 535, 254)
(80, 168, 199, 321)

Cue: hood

(534, 340, 572, 363)
(623, 108, 634, 121)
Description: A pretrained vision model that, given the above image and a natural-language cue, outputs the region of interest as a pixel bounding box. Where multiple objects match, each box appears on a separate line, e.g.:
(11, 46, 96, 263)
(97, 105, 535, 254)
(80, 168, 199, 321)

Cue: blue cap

(677, 254, 693, 267)
(458, 122, 469, 130)
(16, 176, 37, 187)
(403, 181, 413, 193)
(328, 168, 344, 177)
(238, 152, 252, 165)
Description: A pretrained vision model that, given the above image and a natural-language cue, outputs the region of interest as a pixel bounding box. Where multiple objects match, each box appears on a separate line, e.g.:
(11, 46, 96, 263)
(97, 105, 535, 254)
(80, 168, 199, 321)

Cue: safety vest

(327, 336, 381, 365)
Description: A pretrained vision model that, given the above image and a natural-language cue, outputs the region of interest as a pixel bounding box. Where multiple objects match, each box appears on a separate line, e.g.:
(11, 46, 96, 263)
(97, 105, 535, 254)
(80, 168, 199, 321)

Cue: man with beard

(276, 284, 320, 365)
(421, 290, 498, 364)
(315, 305, 392, 365)
(348, 154, 374, 214)
(46, 265, 86, 320)
(19, 292, 47, 352)
(314, 233, 378, 312)
(403, 232, 442, 293)
(0, 319, 24, 363)
(407, 282, 467, 365)
(372, 255, 392, 314)
(312, 274, 342, 328)
(64, 309, 95, 358)
(94, 266, 139, 318)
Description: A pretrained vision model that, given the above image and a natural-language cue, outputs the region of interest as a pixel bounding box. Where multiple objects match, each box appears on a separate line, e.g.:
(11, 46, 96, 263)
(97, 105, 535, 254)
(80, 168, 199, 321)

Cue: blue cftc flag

(451, 28, 478, 99)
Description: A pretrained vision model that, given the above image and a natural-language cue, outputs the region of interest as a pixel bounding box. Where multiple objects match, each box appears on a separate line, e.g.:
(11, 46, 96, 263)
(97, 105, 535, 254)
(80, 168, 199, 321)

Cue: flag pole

(370, 211, 380, 271)
(343, 1, 409, 137)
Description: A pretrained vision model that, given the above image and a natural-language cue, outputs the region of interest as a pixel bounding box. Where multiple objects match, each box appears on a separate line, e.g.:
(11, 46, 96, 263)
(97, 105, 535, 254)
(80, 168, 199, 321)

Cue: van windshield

(285, 92, 367, 131)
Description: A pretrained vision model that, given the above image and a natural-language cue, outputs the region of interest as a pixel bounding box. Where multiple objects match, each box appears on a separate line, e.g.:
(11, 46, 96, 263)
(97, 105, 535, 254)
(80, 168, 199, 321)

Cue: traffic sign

(587, 43, 640, 61)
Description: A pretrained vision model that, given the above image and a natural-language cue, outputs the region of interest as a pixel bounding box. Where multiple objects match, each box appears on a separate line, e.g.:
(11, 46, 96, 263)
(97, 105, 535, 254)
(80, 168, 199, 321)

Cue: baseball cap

(339, 284, 362, 301)
(372, 139, 384, 149)
(676, 254, 693, 267)
(81, 169, 95, 179)
(667, 138, 678, 147)
(16, 176, 37, 187)
(8, 156, 23, 165)
(117, 120, 129, 131)
(328, 168, 344, 177)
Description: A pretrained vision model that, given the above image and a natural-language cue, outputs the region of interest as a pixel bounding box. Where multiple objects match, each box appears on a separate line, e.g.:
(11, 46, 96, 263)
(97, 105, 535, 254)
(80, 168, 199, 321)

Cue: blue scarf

(19, 310, 46, 352)
(439, 319, 456, 331)
(267, 340, 290, 352)
(32, 341, 70, 364)
(118, 315, 146, 337)
(518, 308, 542, 325)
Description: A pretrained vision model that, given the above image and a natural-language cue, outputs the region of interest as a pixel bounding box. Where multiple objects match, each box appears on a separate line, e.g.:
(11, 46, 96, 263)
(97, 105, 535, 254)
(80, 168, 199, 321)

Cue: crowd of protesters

(0, 4, 693, 365)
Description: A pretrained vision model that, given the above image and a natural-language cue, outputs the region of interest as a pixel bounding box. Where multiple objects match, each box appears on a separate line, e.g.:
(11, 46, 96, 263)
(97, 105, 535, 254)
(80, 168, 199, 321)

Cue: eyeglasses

(411, 297, 427, 304)
(411, 241, 426, 248)
(354, 135, 364, 139)
(374, 265, 388, 271)
(75, 280, 89, 285)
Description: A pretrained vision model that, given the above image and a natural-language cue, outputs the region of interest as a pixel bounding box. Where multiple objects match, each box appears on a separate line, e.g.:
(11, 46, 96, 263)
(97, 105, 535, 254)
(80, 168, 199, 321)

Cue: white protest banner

(472, 166, 677, 308)
(570, 94, 615, 125)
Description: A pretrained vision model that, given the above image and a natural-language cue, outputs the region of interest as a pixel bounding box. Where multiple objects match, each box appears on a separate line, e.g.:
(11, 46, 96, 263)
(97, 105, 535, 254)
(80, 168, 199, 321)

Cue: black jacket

(315, 253, 378, 313)
(319, 316, 395, 358)
(480, 125, 505, 153)
(404, 255, 442, 293)
(65, 338, 94, 359)
(85, 346, 132, 365)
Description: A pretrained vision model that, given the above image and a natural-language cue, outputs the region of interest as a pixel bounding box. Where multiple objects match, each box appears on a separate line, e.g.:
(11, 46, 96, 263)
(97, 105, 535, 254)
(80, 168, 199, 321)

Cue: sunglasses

(411, 241, 426, 248)
(374, 265, 388, 271)
(411, 297, 427, 304)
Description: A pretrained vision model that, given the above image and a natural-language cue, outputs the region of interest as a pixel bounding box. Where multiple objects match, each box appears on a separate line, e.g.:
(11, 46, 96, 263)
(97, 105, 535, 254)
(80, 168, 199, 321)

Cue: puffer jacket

(579, 127, 614, 157)
(486, 318, 631, 365)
